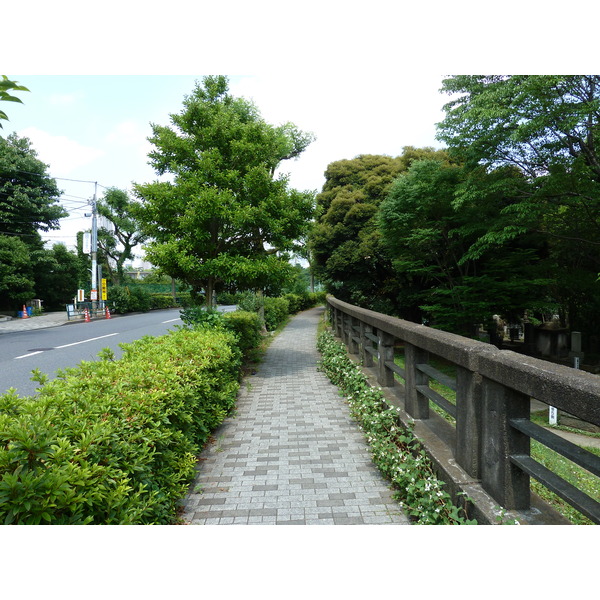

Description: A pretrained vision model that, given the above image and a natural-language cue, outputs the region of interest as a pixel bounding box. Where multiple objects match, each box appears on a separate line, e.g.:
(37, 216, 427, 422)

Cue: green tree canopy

(0, 235, 35, 308)
(0, 133, 65, 238)
(379, 159, 550, 335)
(0, 133, 70, 310)
(134, 76, 315, 306)
(437, 75, 600, 339)
(310, 148, 451, 314)
(97, 187, 148, 285)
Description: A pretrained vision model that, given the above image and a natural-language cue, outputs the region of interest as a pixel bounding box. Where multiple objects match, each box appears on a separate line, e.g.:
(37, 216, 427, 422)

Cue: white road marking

(14, 351, 44, 360)
(55, 333, 119, 349)
(15, 333, 120, 359)
(162, 318, 181, 323)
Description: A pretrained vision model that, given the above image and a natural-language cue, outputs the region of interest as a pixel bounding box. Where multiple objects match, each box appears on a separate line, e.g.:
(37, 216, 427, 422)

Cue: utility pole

(90, 183, 99, 307)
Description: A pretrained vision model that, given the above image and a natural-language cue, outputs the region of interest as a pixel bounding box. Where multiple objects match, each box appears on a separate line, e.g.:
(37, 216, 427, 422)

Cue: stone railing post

(333, 307, 342, 339)
(342, 312, 352, 347)
(403, 342, 429, 419)
(455, 366, 482, 478)
(348, 315, 359, 355)
(377, 330, 395, 387)
(359, 321, 374, 368)
(480, 377, 530, 509)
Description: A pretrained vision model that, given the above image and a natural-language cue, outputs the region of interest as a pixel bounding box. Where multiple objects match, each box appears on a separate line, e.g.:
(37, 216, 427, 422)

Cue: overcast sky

(5, 73, 448, 258)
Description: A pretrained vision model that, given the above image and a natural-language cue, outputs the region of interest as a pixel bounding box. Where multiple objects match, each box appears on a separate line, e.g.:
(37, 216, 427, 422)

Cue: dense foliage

(312, 77, 600, 349)
(134, 75, 315, 307)
(0, 328, 242, 524)
(436, 75, 600, 344)
(309, 148, 451, 316)
(0, 133, 78, 311)
(379, 159, 550, 335)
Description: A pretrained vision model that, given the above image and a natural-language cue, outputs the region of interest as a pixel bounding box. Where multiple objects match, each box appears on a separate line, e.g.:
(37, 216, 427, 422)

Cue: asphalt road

(0, 308, 187, 397)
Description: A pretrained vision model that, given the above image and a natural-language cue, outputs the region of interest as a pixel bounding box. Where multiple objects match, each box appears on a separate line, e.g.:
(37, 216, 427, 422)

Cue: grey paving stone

(180, 307, 409, 526)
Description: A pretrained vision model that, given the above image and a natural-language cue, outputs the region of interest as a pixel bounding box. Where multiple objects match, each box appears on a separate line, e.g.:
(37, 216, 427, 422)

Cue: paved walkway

(180, 306, 410, 525)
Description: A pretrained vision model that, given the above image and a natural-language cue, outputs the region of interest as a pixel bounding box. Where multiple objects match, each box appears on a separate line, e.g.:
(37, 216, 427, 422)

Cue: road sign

(101, 278, 107, 300)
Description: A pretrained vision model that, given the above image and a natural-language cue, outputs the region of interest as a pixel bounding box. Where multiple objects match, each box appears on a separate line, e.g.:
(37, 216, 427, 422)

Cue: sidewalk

(181, 306, 410, 525)
(0, 311, 74, 333)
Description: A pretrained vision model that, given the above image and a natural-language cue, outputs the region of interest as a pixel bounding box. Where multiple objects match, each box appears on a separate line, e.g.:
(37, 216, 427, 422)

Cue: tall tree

(309, 148, 451, 315)
(96, 187, 148, 285)
(0, 235, 35, 308)
(34, 243, 80, 310)
(0, 133, 65, 238)
(437, 75, 600, 340)
(0, 133, 67, 310)
(134, 76, 315, 307)
(379, 159, 550, 335)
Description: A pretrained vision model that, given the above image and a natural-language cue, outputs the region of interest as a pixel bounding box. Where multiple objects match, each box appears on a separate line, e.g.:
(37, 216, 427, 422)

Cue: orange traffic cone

(105, 306, 111, 319)
(21, 305, 29, 319)
(84, 308, 91, 323)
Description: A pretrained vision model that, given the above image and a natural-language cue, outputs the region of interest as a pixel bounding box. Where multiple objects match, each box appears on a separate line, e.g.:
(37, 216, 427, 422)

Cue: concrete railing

(327, 296, 600, 524)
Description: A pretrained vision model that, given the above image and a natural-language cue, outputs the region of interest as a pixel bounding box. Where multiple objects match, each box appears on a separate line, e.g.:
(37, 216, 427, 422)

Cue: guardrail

(66, 302, 108, 321)
(327, 296, 600, 524)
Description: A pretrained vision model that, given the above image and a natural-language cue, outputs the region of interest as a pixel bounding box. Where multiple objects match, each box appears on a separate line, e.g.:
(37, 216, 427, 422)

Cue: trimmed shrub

(180, 307, 226, 329)
(0, 328, 241, 524)
(222, 311, 262, 356)
(149, 294, 180, 309)
(109, 285, 152, 314)
(283, 293, 304, 314)
(264, 297, 289, 331)
(308, 291, 327, 306)
(236, 291, 263, 314)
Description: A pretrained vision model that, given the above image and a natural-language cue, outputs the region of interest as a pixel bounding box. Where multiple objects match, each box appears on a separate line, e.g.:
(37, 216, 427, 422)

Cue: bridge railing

(327, 296, 600, 523)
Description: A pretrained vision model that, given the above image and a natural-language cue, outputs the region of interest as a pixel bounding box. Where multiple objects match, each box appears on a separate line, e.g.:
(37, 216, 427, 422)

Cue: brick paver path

(180, 306, 409, 525)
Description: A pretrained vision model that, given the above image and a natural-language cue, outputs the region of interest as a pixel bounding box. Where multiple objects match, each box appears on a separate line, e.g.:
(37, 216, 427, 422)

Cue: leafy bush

(222, 311, 262, 356)
(149, 294, 179, 309)
(0, 328, 241, 524)
(264, 297, 289, 330)
(179, 307, 261, 357)
(109, 285, 152, 313)
(236, 291, 263, 313)
(179, 306, 226, 329)
(283, 293, 304, 314)
(308, 291, 327, 306)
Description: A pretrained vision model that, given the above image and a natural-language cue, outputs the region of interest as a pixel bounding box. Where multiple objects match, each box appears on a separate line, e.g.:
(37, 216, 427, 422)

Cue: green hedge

(0, 328, 241, 524)
(222, 311, 262, 355)
(179, 308, 262, 357)
(108, 285, 152, 313)
(149, 294, 180, 310)
(263, 297, 290, 330)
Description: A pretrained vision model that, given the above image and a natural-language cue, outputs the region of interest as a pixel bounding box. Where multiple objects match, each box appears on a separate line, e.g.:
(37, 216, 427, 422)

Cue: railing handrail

(327, 295, 600, 523)
(328, 296, 600, 425)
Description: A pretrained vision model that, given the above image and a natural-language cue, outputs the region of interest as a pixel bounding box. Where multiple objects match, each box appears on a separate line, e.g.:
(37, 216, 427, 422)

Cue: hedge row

(107, 287, 192, 314)
(0, 328, 241, 524)
(236, 291, 327, 331)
